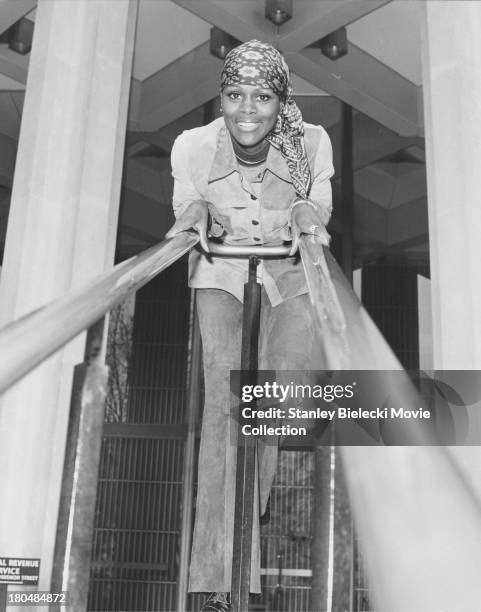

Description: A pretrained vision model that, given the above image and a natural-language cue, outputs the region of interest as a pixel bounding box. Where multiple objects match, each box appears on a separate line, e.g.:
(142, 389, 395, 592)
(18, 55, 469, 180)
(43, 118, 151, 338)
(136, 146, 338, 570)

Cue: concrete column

(420, 0, 481, 584)
(341, 11, 481, 611)
(0, 0, 137, 588)
(421, 0, 481, 370)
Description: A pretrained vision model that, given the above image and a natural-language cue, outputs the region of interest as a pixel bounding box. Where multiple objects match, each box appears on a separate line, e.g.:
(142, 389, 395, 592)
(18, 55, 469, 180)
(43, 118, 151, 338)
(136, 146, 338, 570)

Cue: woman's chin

(232, 132, 266, 151)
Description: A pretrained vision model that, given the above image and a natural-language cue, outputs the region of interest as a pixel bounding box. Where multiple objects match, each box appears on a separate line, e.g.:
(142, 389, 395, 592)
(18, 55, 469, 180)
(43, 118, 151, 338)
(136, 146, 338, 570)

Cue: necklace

(232, 138, 269, 166)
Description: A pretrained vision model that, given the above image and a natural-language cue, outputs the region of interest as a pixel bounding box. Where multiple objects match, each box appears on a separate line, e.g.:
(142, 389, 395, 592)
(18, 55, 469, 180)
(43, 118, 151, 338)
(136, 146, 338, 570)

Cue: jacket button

(252, 220, 259, 225)
(250, 194, 257, 200)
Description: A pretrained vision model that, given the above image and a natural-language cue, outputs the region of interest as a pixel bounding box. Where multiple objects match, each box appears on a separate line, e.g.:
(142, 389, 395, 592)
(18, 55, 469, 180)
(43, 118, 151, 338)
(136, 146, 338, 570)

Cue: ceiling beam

(327, 113, 423, 177)
(387, 195, 427, 245)
(352, 162, 426, 210)
(126, 130, 174, 157)
(119, 223, 163, 247)
(331, 185, 388, 246)
(0, 0, 37, 36)
(277, 0, 392, 52)
(352, 192, 388, 245)
(331, 184, 428, 247)
(349, 135, 423, 175)
(171, 0, 274, 43)
(0, 92, 23, 139)
(138, 42, 221, 131)
(331, 134, 422, 178)
(0, 48, 28, 85)
(119, 187, 174, 243)
(0, 189, 10, 216)
(122, 157, 169, 202)
(286, 46, 419, 136)
(0, 133, 17, 187)
(389, 231, 429, 252)
(360, 232, 429, 265)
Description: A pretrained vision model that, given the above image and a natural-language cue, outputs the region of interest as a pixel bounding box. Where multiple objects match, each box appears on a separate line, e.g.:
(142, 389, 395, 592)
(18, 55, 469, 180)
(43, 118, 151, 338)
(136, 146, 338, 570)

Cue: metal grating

(362, 265, 420, 370)
(88, 259, 191, 611)
(260, 450, 314, 612)
(89, 436, 184, 610)
(352, 536, 372, 612)
(187, 449, 315, 612)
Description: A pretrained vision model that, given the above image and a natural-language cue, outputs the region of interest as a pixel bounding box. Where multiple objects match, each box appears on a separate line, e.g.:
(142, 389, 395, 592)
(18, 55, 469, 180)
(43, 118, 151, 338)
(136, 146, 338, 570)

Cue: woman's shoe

(200, 592, 230, 611)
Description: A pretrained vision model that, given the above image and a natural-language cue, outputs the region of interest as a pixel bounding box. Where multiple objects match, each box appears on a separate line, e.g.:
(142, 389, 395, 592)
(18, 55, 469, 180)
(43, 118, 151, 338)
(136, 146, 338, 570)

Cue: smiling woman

(165, 39, 334, 612)
(221, 84, 280, 152)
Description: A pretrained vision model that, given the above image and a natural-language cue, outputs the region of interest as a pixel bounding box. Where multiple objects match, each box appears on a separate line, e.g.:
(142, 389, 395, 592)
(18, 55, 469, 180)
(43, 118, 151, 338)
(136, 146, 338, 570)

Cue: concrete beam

(0, 47, 29, 85)
(350, 136, 423, 175)
(286, 46, 420, 136)
(388, 196, 427, 245)
(327, 113, 423, 178)
(171, 0, 273, 43)
(118, 186, 174, 246)
(119, 223, 163, 246)
(278, 0, 392, 52)
(126, 129, 174, 156)
(123, 156, 170, 202)
(353, 162, 426, 210)
(138, 42, 220, 130)
(0, 132, 17, 186)
(0, 92, 23, 140)
(332, 184, 428, 248)
(0, 0, 37, 35)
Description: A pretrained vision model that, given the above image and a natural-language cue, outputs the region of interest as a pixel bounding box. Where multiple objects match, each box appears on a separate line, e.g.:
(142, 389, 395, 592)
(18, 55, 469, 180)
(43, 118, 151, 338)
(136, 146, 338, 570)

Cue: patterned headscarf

(221, 40, 311, 199)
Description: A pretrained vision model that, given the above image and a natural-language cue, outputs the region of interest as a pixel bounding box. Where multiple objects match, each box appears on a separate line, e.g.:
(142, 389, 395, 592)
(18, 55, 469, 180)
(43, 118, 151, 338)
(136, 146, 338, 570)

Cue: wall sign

(0, 558, 40, 585)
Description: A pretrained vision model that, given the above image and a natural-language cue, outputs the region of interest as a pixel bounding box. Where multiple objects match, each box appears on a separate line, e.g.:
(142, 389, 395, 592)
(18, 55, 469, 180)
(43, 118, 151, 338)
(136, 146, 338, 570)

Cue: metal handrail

(205, 243, 292, 257)
(0, 232, 199, 395)
(0, 235, 297, 396)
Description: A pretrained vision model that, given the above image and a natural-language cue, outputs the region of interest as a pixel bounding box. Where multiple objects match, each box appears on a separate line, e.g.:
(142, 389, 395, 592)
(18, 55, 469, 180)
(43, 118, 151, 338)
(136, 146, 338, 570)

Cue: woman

(166, 40, 334, 611)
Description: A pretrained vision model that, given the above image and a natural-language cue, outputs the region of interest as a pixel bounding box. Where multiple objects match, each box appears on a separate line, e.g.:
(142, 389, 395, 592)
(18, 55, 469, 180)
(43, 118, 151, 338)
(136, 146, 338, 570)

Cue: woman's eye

(258, 94, 271, 102)
(227, 92, 241, 100)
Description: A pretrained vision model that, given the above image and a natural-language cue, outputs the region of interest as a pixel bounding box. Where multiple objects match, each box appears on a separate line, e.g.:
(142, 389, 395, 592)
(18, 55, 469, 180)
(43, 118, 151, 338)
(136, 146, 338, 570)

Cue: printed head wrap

(221, 40, 311, 199)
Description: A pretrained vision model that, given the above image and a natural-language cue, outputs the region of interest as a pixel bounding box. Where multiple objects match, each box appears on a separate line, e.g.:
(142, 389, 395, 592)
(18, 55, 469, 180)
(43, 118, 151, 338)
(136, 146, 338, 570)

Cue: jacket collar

(265, 140, 292, 184)
(208, 123, 292, 185)
(208, 126, 238, 184)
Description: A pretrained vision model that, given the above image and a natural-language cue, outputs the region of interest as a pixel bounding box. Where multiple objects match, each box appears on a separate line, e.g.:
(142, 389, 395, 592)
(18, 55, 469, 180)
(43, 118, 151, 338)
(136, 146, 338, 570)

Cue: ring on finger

(309, 224, 318, 234)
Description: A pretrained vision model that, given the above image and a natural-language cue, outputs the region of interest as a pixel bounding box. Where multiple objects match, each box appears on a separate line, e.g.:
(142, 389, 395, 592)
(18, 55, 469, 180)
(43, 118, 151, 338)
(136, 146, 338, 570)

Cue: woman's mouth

(236, 121, 260, 131)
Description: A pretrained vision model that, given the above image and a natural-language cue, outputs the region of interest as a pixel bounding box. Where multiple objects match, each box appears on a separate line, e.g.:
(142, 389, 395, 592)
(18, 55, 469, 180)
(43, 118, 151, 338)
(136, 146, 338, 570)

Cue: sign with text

(0, 558, 40, 585)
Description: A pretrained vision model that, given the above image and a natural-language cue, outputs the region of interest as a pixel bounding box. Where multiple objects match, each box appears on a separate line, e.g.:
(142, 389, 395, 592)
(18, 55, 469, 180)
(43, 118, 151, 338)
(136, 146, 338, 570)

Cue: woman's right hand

(165, 200, 210, 253)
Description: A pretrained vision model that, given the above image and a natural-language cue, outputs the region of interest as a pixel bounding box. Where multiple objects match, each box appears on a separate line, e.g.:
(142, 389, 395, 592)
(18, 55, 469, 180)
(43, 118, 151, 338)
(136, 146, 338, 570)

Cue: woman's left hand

(289, 201, 330, 256)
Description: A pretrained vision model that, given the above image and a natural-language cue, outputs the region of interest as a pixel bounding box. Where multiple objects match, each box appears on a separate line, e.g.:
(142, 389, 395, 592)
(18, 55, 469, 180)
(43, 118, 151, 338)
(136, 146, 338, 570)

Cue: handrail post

(51, 317, 109, 611)
(231, 256, 261, 612)
(0, 584, 6, 612)
(176, 292, 203, 612)
(310, 445, 331, 611)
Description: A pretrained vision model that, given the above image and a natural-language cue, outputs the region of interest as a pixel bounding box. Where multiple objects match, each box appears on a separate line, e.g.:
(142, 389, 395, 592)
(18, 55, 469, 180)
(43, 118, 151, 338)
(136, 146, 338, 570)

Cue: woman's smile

(236, 121, 261, 131)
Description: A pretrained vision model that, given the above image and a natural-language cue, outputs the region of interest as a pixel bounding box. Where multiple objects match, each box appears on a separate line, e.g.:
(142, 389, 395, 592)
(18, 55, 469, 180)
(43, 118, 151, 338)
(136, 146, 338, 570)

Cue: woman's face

(221, 83, 281, 153)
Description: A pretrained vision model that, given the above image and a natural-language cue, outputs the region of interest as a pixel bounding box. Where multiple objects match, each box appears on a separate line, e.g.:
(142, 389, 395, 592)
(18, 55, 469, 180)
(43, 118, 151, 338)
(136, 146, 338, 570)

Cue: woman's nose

(240, 96, 255, 113)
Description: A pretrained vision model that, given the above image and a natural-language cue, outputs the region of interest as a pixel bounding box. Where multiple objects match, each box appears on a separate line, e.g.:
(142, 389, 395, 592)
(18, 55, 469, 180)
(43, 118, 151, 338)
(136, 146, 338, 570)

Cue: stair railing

(0, 232, 198, 612)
